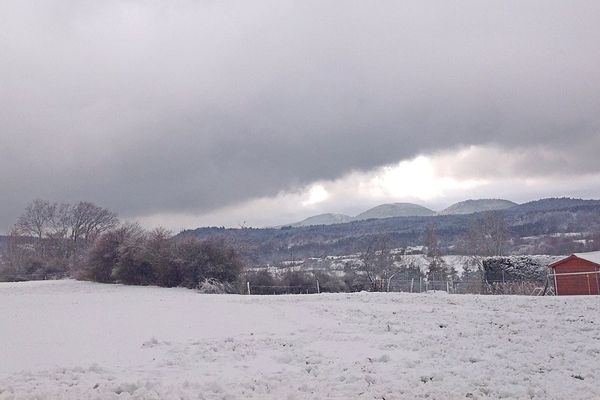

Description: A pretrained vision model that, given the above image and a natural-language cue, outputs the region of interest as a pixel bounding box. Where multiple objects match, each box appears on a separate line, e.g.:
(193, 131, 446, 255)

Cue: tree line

(0, 199, 243, 288)
(351, 212, 506, 292)
(2, 199, 119, 280)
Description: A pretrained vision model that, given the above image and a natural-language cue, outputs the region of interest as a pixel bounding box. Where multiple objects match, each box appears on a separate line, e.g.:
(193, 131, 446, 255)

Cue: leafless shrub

(198, 278, 235, 294)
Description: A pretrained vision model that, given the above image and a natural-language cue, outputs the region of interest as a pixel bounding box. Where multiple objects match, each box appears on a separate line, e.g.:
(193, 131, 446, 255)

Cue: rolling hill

(440, 199, 517, 215)
(288, 213, 353, 227)
(354, 203, 436, 220)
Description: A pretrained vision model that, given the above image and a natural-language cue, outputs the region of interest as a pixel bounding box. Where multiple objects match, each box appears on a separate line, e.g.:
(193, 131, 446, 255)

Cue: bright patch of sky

(301, 185, 329, 206)
(136, 145, 600, 232)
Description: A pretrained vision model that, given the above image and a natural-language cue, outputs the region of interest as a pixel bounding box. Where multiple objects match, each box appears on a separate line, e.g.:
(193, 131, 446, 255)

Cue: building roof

(573, 251, 600, 265)
(549, 250, 600, 268)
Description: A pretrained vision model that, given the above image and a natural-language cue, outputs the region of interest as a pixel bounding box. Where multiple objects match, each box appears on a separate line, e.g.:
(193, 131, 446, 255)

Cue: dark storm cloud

(1, 0, 599, 230)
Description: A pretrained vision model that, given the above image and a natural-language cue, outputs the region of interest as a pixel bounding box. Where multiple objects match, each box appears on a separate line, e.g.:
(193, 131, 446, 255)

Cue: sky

(1, 1, 600, 233)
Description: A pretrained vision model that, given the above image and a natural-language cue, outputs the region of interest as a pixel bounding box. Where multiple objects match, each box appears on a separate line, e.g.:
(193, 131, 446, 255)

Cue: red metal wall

(552, 258, 600, 295)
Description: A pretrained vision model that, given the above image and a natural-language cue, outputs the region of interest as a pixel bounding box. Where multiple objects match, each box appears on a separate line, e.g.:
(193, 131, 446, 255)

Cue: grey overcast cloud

(1, 0, 600, 232)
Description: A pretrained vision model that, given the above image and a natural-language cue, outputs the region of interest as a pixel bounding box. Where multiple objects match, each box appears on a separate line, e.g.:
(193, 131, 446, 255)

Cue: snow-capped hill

(290, 213, 353, 227)
(355, 203, 436, 220)
(440, 199, 517, 215)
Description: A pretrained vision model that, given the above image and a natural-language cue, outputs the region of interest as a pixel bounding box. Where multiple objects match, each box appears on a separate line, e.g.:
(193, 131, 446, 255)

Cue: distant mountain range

(287, 198, 517, 227)
(182, 197, 600, 264)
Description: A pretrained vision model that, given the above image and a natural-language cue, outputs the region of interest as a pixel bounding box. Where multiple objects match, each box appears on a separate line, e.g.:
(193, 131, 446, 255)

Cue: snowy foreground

(1, 281, 599, 400)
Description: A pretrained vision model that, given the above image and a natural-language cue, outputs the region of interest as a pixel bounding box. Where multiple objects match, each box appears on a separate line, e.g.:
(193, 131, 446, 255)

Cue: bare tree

(588, 231, 600, 252)
(49, 203, 72, 240)
(14, 199, 56, 240)
(385, 248, 408, 292)
(48, 203, 73, 259)
(468, 211, 508, 258)
(10, 199, 119, 277)
(359, 237, 395, 291)
(359, 240, 378, 291)
(425, 223, 448, 290)
(69, 201, 119, 245)
(13, 199, 117, 246)
(466, 211, 509, 293)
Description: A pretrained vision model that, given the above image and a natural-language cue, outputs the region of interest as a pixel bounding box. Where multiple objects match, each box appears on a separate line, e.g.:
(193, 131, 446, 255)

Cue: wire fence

(0, 273, 551, 296)
(244, 278, 552, 296)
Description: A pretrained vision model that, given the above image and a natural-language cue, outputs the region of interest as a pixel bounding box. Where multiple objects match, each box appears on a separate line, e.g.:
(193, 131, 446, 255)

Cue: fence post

(446, 281, 450, 293)
(247, 281, 251, 295)
(410, 278, 414, 293)
(419, 277, 422, 293)
(316, 279, 320, 294)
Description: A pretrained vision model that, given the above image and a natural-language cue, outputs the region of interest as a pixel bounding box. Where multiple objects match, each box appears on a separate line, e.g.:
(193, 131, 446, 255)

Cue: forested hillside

(181, 198, 600, 264)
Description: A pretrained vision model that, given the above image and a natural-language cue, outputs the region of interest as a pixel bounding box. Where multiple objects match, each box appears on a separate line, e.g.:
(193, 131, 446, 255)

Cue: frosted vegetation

(0, 200, 243, 289)
(0, 199, 581, 295)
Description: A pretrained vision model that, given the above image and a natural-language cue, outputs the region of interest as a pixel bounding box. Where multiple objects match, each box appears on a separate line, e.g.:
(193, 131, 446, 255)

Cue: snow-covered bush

(197, 278, 236, 294)
(177, 237, 243, 289)
(483, 256, 548, 283)
(82, 227, 244, 288)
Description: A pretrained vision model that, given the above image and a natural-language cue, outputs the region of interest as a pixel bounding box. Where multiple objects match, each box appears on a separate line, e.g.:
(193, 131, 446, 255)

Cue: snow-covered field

(1, 281, 599, 399)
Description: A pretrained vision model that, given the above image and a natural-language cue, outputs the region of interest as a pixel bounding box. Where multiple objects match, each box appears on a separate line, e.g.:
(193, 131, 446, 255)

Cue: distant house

(548, 251, 600, 295)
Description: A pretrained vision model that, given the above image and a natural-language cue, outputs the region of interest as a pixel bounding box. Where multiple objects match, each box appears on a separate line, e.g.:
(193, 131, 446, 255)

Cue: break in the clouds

(136, 148, 600, 231)
(1, 1, 600, 232)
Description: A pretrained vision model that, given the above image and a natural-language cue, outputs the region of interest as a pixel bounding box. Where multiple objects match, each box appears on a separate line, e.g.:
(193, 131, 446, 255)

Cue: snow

(573, 250, 600, 265)
(1, 280, 600, 399)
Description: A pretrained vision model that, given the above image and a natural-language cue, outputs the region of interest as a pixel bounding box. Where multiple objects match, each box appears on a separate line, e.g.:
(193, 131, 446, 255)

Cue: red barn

(548, 251, 600, 295)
